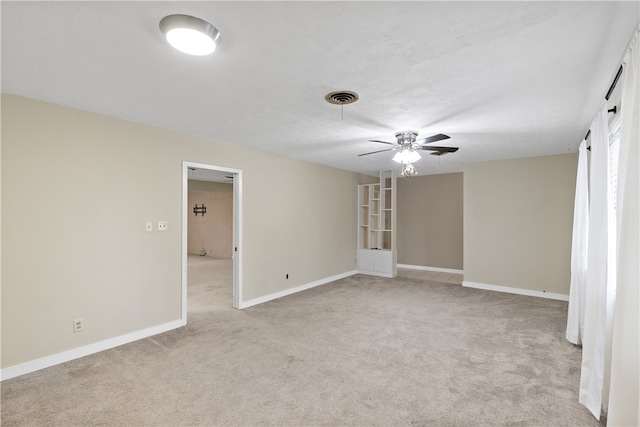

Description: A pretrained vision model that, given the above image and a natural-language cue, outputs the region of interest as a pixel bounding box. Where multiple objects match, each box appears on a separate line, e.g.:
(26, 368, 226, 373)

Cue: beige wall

(1, 94, 359, 369)
(188, 180, 233, 193)
(463, 154, 577, 294)
(358, 174, 379, 184)
(188, 189, 233, 258)
(397, 173, 463, 270)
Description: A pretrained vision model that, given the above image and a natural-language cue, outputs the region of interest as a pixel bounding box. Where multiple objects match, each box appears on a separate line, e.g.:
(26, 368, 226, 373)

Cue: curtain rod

(584, 64, 624, 142)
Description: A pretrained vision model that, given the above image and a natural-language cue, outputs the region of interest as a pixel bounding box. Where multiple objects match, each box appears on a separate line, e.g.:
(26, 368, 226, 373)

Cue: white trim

(397, 264, 464, 275)
(234, 171, 243, 309)
(462, 281, 569, 301)
(0, 320, 184, 381)
(182, 165, 189, 320)
(240, 270, 358, 309)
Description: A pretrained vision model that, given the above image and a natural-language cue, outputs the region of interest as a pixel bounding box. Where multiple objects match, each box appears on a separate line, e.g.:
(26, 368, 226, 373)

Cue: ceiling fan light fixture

(159, 14, 221, 56)
(392, 149, 421, 164)
(401, 162, 418, 177)
(395, 130, 418, 144)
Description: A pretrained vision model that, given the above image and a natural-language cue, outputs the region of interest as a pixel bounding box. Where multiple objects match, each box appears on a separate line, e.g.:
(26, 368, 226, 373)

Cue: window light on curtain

(566, 140, 589, 345)
(567, 23, 639, 425)
(578, 100, 616, 420)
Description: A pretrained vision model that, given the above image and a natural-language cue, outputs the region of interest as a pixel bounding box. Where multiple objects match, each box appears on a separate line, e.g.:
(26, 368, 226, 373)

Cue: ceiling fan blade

(368, 139, 396, 145)
(416, 133, 450, 145)
(358, 147, 398, 156)
(419, 146, 459, 153)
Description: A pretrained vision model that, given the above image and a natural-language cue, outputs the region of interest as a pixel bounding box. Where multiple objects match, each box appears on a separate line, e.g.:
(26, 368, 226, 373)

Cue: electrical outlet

(73, 318, 84, 333)
(158, 221, 168, 231)
(145, 221, 153, 232)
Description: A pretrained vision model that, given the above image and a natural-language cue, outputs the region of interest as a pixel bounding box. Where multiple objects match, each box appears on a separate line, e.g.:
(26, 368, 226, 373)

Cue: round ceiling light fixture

(159, 14, 221, 56)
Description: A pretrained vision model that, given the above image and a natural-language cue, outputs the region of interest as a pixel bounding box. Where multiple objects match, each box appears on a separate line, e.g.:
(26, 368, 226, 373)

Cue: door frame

(181, 161, 243, 322)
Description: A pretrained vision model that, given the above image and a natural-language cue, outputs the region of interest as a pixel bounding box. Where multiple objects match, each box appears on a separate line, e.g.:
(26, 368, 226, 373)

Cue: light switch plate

(158, 221, 168, 231)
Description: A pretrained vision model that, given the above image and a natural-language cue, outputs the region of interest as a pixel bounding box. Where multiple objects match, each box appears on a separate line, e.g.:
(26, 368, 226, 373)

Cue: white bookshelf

(357, 170, 397, 277)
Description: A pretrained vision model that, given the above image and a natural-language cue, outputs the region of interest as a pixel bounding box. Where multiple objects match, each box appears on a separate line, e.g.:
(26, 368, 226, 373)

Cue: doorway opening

(182, 161, 243, 323)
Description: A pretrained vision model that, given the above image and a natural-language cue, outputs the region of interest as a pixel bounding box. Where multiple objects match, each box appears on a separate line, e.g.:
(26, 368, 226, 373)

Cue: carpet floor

(1, 257, 601, 426)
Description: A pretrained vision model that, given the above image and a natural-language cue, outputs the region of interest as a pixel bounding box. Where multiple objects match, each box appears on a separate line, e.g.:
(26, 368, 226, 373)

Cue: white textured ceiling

(2, 1, 638, 176)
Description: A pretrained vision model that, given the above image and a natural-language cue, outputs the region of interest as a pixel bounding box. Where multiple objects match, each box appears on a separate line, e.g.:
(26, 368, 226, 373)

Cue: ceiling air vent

(325, 91, 359, 105)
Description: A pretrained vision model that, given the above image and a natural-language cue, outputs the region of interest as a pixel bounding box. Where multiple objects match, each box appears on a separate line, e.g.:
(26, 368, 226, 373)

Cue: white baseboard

(397, 264, 464, 275)
(356, 270, 397, 278)
(240, 270, 358, 309)
(462, 281, 569, 301)
(1, 319, 185, 381)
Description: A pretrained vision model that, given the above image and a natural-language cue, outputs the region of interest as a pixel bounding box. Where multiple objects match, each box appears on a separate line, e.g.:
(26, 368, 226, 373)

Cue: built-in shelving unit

(357, 170, 397, 277)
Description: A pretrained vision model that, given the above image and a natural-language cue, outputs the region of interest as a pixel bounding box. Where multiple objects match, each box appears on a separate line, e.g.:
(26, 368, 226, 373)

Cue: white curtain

(608, 25, 639, 426)
(566, 140, 589, 345)
(579, 100, 616, 420)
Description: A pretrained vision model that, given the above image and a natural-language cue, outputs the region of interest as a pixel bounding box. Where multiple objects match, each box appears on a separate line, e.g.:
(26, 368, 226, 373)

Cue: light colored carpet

(1, 257, 601, 426)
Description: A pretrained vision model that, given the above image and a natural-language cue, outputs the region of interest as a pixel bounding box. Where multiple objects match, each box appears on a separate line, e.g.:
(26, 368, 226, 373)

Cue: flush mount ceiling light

(159, 14, 221, 56)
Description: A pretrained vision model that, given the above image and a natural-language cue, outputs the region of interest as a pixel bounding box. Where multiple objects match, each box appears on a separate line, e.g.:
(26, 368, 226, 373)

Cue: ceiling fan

(359, 130, 459, 177)
(358, 131, 459, 158)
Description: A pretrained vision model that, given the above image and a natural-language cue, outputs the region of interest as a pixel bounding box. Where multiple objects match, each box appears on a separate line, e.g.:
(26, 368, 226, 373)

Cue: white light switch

(145, 222, 153, 232)
(158, 221, 168, 231)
